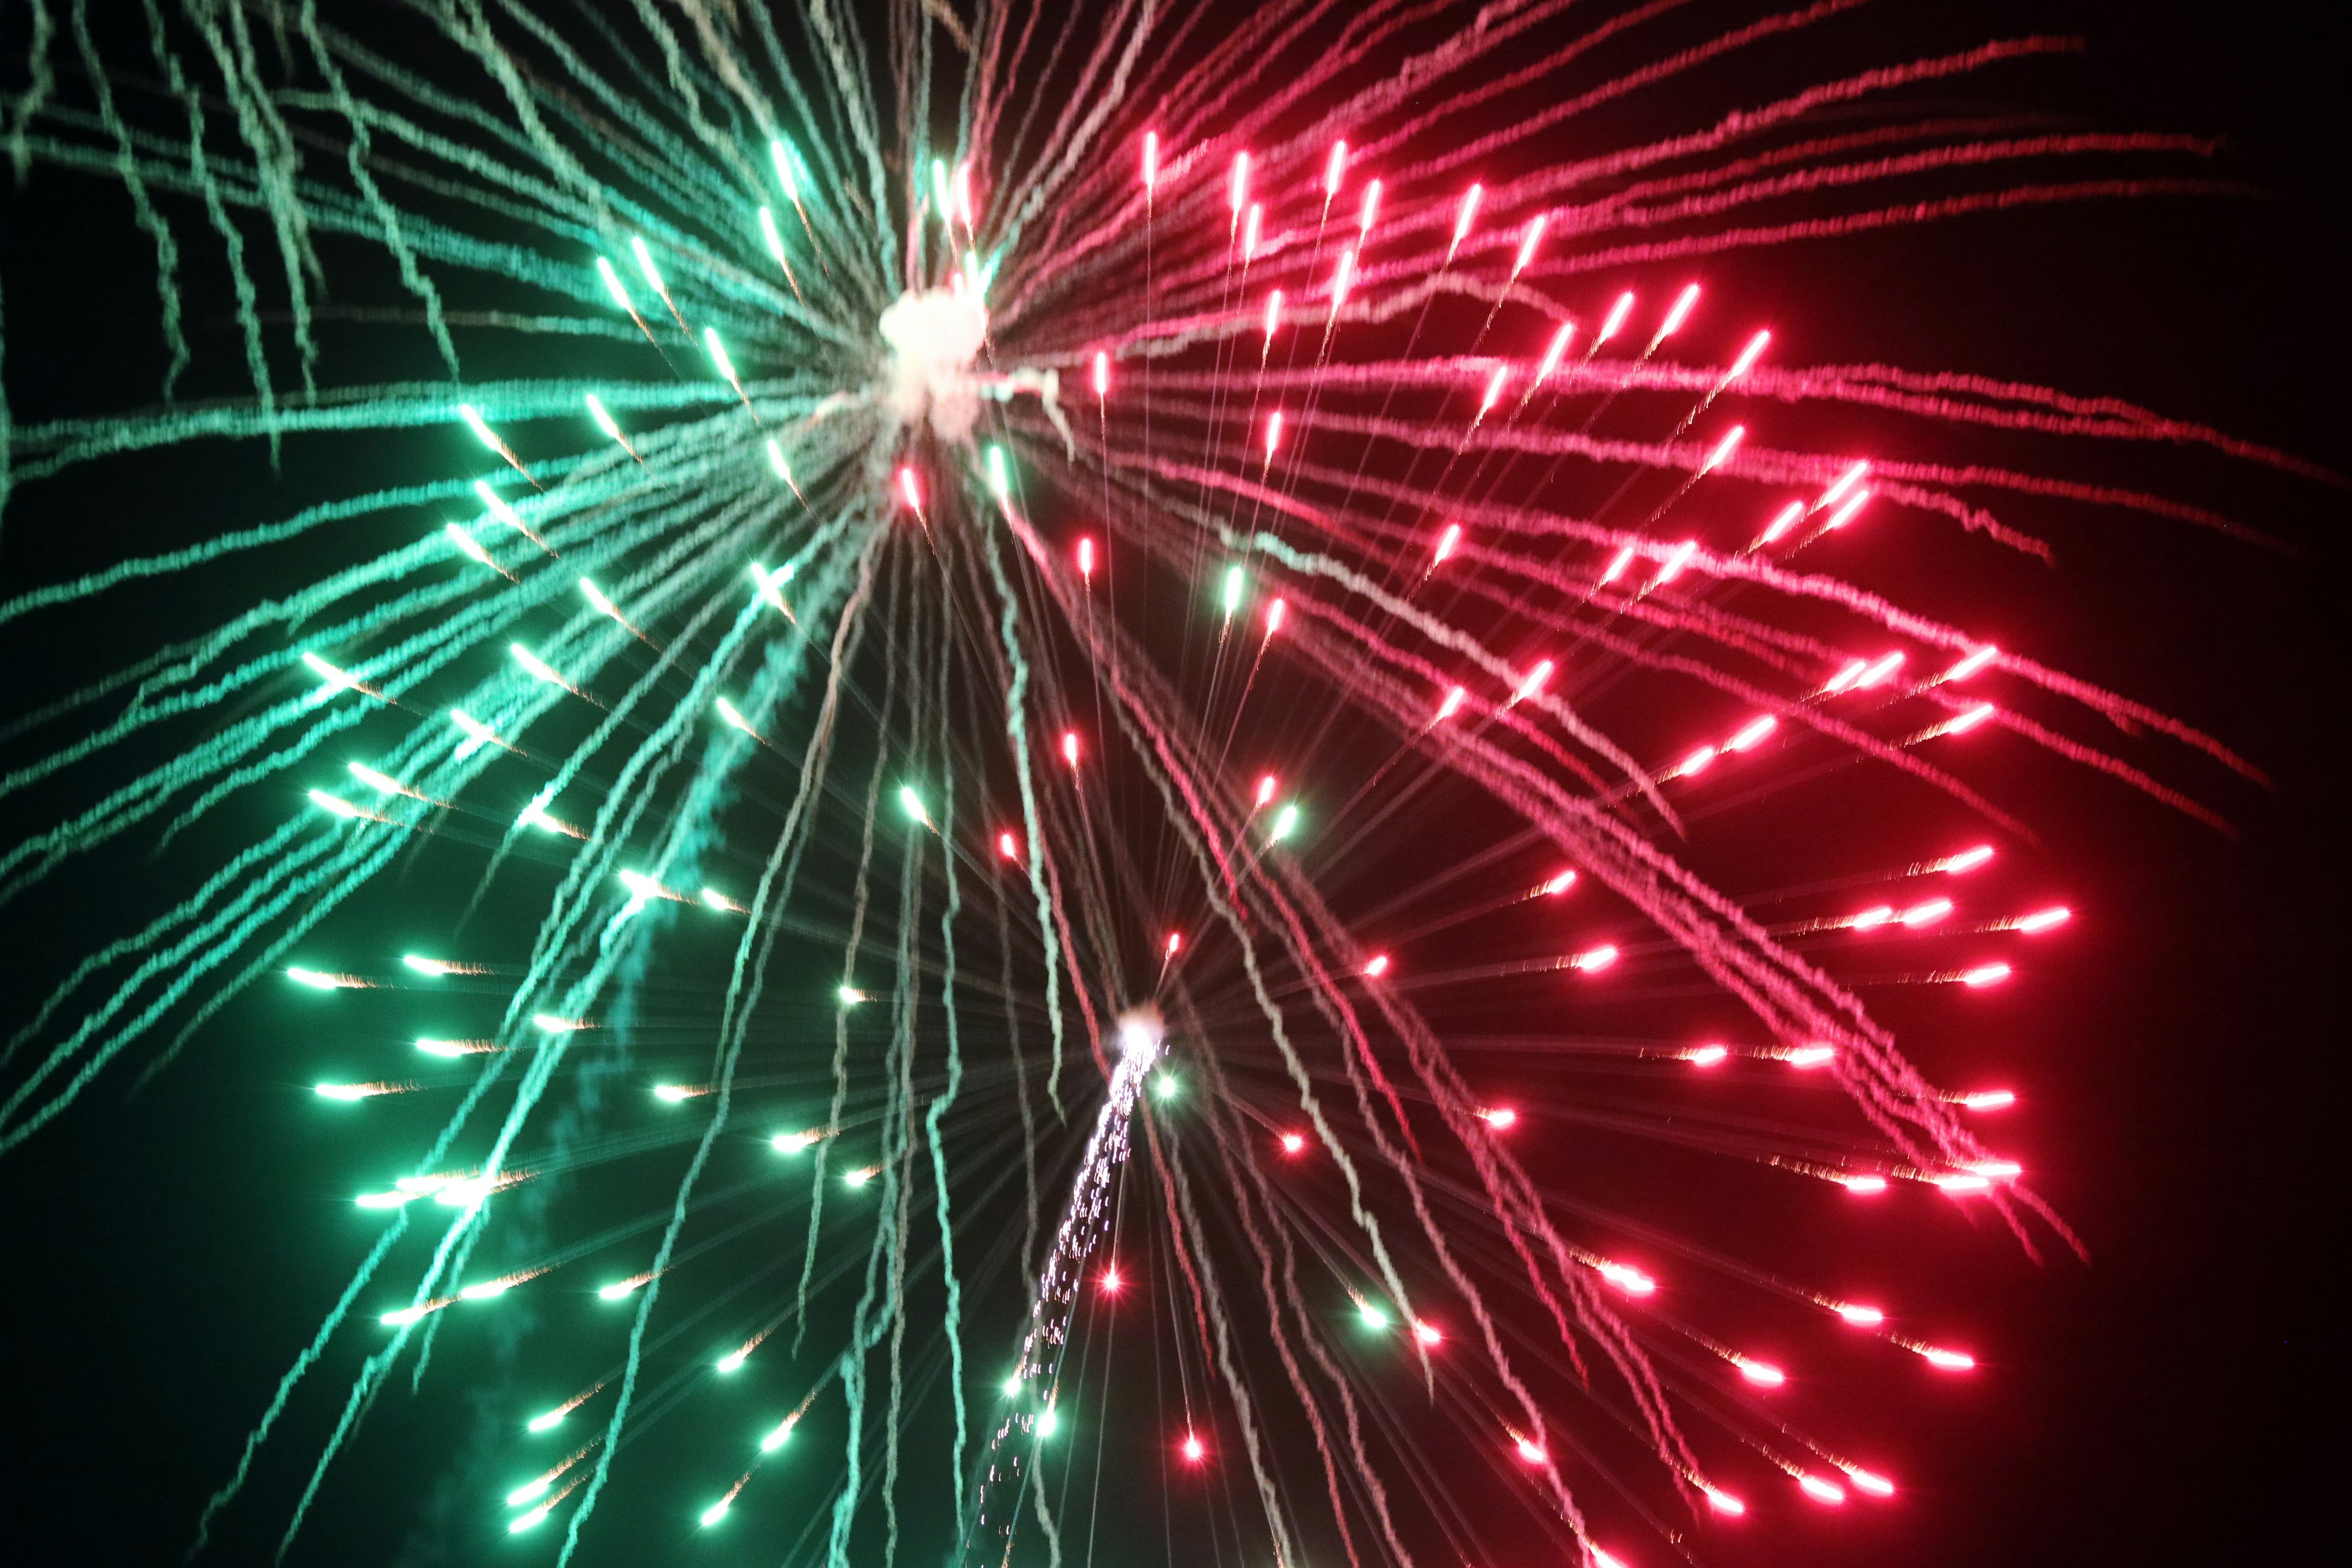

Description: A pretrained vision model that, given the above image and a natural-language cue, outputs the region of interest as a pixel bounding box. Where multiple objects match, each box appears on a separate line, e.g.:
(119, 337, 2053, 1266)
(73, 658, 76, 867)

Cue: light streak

(1448, 183, 1482, 261)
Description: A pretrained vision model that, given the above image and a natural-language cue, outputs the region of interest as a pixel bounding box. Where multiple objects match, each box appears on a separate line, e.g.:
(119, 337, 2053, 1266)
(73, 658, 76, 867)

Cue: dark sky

(0, 3, 2343, 1566)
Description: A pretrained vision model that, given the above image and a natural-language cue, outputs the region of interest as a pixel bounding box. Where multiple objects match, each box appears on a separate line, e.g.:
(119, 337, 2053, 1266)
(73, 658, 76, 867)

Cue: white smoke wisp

(878, 287, 989, 440)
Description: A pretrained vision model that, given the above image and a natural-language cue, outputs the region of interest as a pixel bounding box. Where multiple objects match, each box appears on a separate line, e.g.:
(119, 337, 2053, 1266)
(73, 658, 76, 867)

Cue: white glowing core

(880, 287, 989, 440)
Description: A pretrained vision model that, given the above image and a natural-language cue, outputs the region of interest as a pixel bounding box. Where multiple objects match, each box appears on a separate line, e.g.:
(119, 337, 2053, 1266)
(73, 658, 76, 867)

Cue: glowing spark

(1658, 284, 1700, 339)
(1140, 130, 1158, 192)
(1846, 1468, 1898, 1499)
(595, 256, 632, 312)
(441, 521, 499, 571)
(1600, 545, 1636, 585)
(1798, 1474, 1847, 1505)
(1358, 1300, 1391, 1330)
(1834, 1303, 1886, 1327)
(1536, 321, 1575, 386)
(998, 832, 1020, 861)
(1092, 351, 1110, 399)
(1921, 1346, 1977, 1371)
(1684, 1044, 1729, 1067)
(1512, 214, 1547, 276)
(1263, 288, 1284, 346)
(1165, 932, 1183, 958)
(1944, 645, 2000, 681)
(1596, 291, 1635, 345)
(1700, 425, 1743, 473)
(627, 235, 667, 301)
(1437, 685, 1467, 721)
(510, 644, 562, 687)
(1476, 365, 1508, 424)
(1433, 523, 1461, 566)
(1842, 1175, 1891, 1195)
(1060, 731, 1081, 768)
(1819, 461, 1871, 509)
(1825, 488, 1872, 529)
(715, 698, 758, 737)
(1511, 658, 1553, 704)
(307, 790, 369, 822)
(1957, 1089, 2017, 1110)
(1597, 1261, 1656, 1295)
(1265, 409, 1284, 463)
(1413, 1321, 1443, 1347)
(1280, 1133, 1306, 1155)
(1725, 715, 1777, 751)
(1727, 330, 1771, 381)
(1264, 598, 1286, 637)
(287, 967, 364, 990)
(315, 1082, 399, 1101)
(1758, 500, 1806, 545)
(1182, 1433, 1206, 1463)
(1960, 962, 2013, 987)
(1268, 803, 1300, 843)
(1703, 1485, 1746, 1516)
(1940, 845, 1997, 874)
(1542, 869, 1577, 895)
(1078, 537, 1096, 581)
(1899, 897, 1954, 928)
(1255, 775, 1278, 808)
(300, 651, 359, 693)
(1357, 178, 1381, 241)
(1786, 1044, 1836, 1067)
(1228, 152, 1250, 217)
(1855, 651, 1906, 689)
(768, 138, 801, 204)
(416, 1038, 495, 1058)
(761, 1416, 798, 1452)
(1513, 1435, 1547, 1464)
(771, 1130, 821, 1154)
(1737, 1358, 1787, 1387)
(1447, 183, 1482, 260)
(1675, 746, 1716, 778)
(1479, 1107, 1518, 1129)
(1324, 140, 1348, 201)
(1569, 944, 1618, 972)
(897, 465, 923, 516)
(1363, 954, 1390, 978)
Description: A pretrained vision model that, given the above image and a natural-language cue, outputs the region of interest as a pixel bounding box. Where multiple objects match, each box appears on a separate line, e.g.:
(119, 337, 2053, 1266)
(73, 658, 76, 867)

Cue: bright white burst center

(879, 287, 989, 440)
(1115, 1005, 1166, 1066)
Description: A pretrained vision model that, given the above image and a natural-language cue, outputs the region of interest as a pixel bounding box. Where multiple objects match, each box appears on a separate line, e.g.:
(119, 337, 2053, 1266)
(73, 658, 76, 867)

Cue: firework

(0, 4, 2304, 1568)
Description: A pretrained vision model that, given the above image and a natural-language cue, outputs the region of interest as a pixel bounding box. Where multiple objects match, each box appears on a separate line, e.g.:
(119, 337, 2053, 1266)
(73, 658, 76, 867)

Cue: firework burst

(0, 4, 2310, 1567)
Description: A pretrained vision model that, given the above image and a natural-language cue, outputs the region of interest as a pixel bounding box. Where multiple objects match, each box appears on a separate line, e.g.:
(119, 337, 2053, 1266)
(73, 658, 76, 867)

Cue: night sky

(0, 3, 2342, 1566)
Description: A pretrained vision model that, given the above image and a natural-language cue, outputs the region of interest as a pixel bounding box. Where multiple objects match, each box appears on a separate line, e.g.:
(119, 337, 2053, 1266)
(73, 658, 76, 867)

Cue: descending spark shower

(0, 3, 2303, 1566)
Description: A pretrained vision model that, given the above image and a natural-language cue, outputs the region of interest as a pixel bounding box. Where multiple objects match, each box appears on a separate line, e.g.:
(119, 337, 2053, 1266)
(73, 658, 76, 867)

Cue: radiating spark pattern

(0, 4, 2295, 1568)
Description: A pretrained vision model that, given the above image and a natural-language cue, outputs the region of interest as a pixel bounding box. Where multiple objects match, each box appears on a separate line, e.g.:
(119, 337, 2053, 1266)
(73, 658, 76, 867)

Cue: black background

(0, 2, 2343, 1565)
